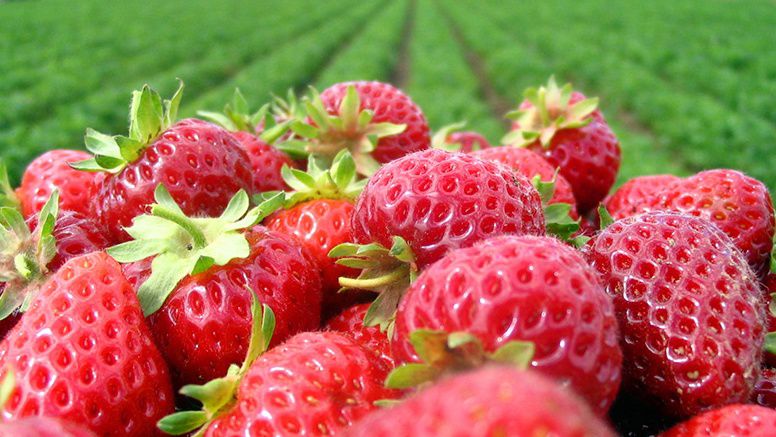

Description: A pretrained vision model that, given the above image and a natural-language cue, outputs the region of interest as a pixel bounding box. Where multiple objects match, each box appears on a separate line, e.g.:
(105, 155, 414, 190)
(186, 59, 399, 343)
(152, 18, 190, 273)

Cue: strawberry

(283, 81, 430, 175)
(0, 251, 174, 435)
(0, 417, 96, 437)
(503, 77, 621, 213)
(660, 404, 776, 437)
(646, 169, 775, 277)
(199, 88, 298, 192)
(473, 146, 579, 219)
(391, 235, 622, 415)
(585, 212, 765, 417)
(325, 303, 394, 374)
(71, 82, 254, 243)
(431, 122, 492, 153)
(111, 187, 321, 387)
(158, 303, 395, 436)
(345, 366, 616, 437)
(604, 174, 681, 221)
(753, 367, 776, 408)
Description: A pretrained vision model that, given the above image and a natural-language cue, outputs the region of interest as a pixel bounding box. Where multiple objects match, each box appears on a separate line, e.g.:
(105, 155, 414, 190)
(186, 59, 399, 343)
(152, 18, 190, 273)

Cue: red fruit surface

(517, 92, 621, 213)
(585, 212, 764, 417)
(753, 367, 776, 409)
(325, 303, 394, 374)
(392, 235, 622, 415)
(231, 130, 297, 192)
(345, 366, 616, 437)
(604, 174, 682, 220)
(660, 404, 776, 437)
(446, 131, 491, 153)
(352, 149, 545, 268)
(205, 331, 395, 436)
(646, 169, 775, 277)
(137, 226, 322, 388)
(474, 146, 579, 218)
(265, 199, 365, 316)
(30, 210, 110, 271)
(0, 252, 174, 436)
(16, 149, 102, 220)
(96, 118, 254, 242)
(0, 417, 97, 437)
(320, 81, 430, 164)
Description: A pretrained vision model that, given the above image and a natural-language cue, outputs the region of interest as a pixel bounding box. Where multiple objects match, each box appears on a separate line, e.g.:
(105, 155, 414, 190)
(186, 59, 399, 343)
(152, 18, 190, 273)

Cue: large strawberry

(71, 82, 254, 242)
(111, 187, 321, 387)
(503, 76, 621, 213)
(325, 303, 394, 374)
(0, 251, 174, 435)
(431, 122, 492, 153)
(282, 81, 430, 175)
(753, 367, 776, 408)
(391, 235, 622, 415)
(585, 212, 765, 418)
(660, 404, 776, 436)
(199, 88, 298, 192)
(603, 174, 682, 221)
(345, 366, 616, 437)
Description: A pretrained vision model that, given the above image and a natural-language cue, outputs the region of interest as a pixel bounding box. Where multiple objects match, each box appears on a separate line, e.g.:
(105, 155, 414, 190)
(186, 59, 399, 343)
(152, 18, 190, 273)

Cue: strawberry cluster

(0, 77, 774, 436)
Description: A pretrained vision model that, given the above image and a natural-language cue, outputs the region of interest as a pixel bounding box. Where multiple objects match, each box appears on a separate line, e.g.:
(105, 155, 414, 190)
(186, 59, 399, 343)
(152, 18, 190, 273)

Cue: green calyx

(0, 368, 15, 410)
(502, 76, 599, 148)
(198, 88, 269, 135)
(71, 81, 184, 174)
(531, 173, 586, 247)
(431, 122, 468, 152)
(158, 297, 275, 436)
(0, 191, 60, 319)
(598, 204, 615, 230)
(385, 330, 535, 390)
(0, 162, 20, 210)
(277, 85, 406, 176)
(107, 185, 284, 316)
(271, 88, 305, 125)
(329, 236, 417, 334)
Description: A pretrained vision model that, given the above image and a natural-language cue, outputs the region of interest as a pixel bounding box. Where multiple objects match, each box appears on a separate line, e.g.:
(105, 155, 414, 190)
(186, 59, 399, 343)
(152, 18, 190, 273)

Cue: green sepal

(430, 122, 479, 152)
(198, 88, 272, 136)
(598, 204, 614, 230)
(770, 233, 776, 274)
(765, 332, 776, 356)
(544, 203, 581, 243)
(0, 161, 20, 210)
(531, 173, 557, 205)
(158, 298, 275, 436)
(0, 368, 15, 409)
(502, 76, 598, 148)
(108, 185, 283, 316)
(71, 81, 184, 174)
(269, 89, 305, 126)
(769, 293, 776, 319)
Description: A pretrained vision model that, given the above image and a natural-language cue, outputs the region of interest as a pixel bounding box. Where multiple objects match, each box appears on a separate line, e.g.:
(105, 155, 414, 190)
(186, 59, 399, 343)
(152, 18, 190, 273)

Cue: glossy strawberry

(604, 174, 681, 220)
(504, 77, 621, 213)
(392, 235, 621, 414)
(325, 303, 394, 374)
(646, 169, 775, 276)
(346, 366, 616, 437)
(0, 417, 97, 437)
(585, 212, 764, 417)
(753, 367, 776, 409)
(0, 252, 174, 436)
(660, 404, 776, 437)
(474, 146, 578, 218)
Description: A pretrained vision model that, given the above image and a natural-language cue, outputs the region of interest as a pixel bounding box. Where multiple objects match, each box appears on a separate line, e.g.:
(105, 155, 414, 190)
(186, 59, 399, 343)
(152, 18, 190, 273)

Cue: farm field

(1, 0, 775, 189)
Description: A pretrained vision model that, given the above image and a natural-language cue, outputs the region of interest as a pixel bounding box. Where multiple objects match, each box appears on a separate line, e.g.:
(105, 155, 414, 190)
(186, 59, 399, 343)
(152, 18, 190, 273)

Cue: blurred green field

(2, 0, 775, 189)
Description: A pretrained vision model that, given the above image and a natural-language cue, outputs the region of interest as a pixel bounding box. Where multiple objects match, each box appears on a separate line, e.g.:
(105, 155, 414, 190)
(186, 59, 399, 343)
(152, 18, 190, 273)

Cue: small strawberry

(604, 174, 682, 221)
(431, 122, 492, 153)
(660, 404, 776, 437)
(753, 367, 776, 409)
(585, 212, 765, 418)
(325, 303, 394, 374)
(110, 187, 321, 387)
(503, 76, 621, 213)
(345, 366, 616, 437)
(71, 82, 254, 242)
(0, 251, 175, 435)
(198, 88, 298, 192)
(282, 81, 430, 175)
(391, 235, 622, 415)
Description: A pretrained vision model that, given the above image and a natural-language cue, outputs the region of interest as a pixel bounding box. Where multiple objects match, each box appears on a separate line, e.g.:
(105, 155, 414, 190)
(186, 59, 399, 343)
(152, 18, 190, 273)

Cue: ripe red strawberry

(604, 174, 681, 221)
(72, 82, 254, 243)
(473, 146, 578, 218)
(14, 150, 103, 220)
(585, 212, 765, 417)
(325, 303, 394, 374)
(392, 235, 622, 415)
(0, 252, 174, 435)
(345, 366, 616, 437)
(753, 367, 776, 408)
(0, 417, 96, 437)
(504, 77, 621, 213)
(431, 123, 492, 153)
(287, 81, 430, 175)
(660, 404, 776, 437)
(646, 169, 775, 277)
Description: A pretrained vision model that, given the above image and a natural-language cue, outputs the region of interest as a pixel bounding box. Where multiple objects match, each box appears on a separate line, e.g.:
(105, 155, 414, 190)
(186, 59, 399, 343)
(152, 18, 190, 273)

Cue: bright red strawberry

(604, 174, 682, 220)
(14, 150, 102, 220)
(325, 303, 394, 374)
(585, 212, 765, 418)
(392, 235, 622, 415)
(753, 367, 776, 408)
(0, 417, 97, 437)
(504, 77, 621, 213)
(0, 252, 174, 436)
(346, 366, 616, 437)
(473, 146, 578, 218)
(646, 169, 775, 277)
(73, 83, 254, 243)
(431, 123, 492, 153)
(660, 404, 776, 437)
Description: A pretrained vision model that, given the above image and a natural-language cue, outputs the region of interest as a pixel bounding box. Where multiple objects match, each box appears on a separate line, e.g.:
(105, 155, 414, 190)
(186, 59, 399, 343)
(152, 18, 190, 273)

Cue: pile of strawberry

(0, 76, 775, 437)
